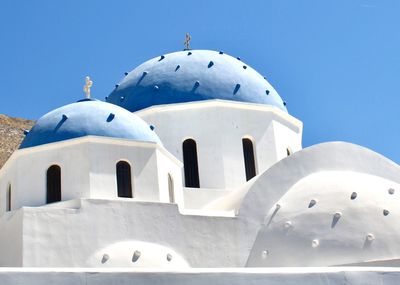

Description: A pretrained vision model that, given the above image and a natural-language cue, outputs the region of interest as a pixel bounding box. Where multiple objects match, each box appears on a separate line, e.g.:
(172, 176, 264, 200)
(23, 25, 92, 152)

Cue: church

(1, 40, 400, 283)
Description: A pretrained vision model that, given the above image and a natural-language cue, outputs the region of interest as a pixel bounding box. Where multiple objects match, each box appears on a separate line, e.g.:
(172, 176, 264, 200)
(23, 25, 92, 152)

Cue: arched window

(242, 138, 256, 181)
(116, 161, 133, 198)
(168, 173, 175, 203)
(182, 139, 200, 188)
(47, 165, 61, 204)
(6, 184, 11, 212)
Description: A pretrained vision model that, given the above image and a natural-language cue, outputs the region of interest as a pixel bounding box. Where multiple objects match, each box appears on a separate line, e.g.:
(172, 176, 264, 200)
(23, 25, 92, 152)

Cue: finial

(83, 76, 93, 99)
(184, 33, 191, 50)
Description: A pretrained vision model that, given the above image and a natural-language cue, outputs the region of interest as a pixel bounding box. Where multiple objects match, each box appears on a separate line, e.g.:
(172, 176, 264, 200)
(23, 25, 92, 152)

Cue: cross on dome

(83, 76, 93, 99)
(184, 33, 191, 50)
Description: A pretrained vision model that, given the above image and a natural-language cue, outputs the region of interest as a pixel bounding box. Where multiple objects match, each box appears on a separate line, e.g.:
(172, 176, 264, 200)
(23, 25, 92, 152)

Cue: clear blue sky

(1, 0, 400, 162)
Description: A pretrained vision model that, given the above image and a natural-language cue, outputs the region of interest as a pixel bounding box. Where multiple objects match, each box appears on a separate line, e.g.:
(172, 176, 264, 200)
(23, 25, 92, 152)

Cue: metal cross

(83, 76, 93, 99)
(184, 33, 191, 50)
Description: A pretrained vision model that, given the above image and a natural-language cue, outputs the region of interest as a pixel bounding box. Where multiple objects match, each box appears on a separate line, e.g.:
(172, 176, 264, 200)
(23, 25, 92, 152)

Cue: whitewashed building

(0, 49, 400, 284)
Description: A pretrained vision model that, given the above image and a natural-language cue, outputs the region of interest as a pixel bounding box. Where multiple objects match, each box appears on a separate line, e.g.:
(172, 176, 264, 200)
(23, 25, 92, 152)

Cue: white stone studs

(363, 233, 375, 249)
(261, 250, 269, 259)
(366, 233, 375, 242)
(284, 221, 292, 230)
(311, 239, 319, 248)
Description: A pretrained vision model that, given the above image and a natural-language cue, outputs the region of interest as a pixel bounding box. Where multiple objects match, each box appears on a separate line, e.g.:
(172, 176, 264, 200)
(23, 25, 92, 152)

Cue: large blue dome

(20, 99, 161, 149)
(106, 50, 287, 112)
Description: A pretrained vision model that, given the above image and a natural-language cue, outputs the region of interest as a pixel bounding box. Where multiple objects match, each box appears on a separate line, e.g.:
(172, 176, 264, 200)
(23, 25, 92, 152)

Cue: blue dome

(20, 99, 161, 149)
(106, 50, 287, 112)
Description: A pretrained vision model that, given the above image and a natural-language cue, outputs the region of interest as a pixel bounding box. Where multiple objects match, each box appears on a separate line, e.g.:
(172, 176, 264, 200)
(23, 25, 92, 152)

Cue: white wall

(0, 136, 183, 214)
(19, 199, 251, 267)
(241, 142, 400, 267)
(0, 159, 16, 214)
(1, 267, 400, 285)
(183, 188, 231, 209)
(0, 141, 91, 210)
(136, 100, 302, 190)
(0, 210, 23, 266)
(248, 171, 400, 267)
(155, 149, 184, 205)
(86, 140, 160, 201)
(1, 142, 400, 268)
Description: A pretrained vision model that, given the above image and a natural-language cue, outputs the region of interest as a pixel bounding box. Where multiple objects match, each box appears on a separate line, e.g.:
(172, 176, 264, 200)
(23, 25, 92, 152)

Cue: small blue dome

(106, 50, 287, 112)
(20, 99, 161, 149)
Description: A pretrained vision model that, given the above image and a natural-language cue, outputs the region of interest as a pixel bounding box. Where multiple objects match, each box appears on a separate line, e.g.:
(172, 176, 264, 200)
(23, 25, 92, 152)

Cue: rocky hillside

(0, 114, 34, 169)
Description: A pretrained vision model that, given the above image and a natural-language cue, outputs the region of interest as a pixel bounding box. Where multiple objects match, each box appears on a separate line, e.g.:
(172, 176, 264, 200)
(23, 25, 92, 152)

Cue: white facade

(1, 48, 400, 284)
(0, 136, 183, 213)
(137, 100, 302, 190)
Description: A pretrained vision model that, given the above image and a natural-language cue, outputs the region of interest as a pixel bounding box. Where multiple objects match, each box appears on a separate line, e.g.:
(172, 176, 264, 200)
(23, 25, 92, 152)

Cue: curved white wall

(247, 171, 400, 267)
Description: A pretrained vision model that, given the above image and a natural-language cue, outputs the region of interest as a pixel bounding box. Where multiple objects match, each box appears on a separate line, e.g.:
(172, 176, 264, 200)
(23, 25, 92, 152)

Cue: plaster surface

(0, 267, 399, 285)
(0, 136, 183, 212)
(2, 141, 400, 269)
(137, 100, 302, 189)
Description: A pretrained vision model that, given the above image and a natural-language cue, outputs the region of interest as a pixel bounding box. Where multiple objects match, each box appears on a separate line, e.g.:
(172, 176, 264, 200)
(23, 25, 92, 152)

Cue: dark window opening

(47, 165, 61, 204)
(6, 184, 11, 211)
(183, 139, 200, 188)
(242, 138, 256, 181)
(116, 161, 133, 198)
